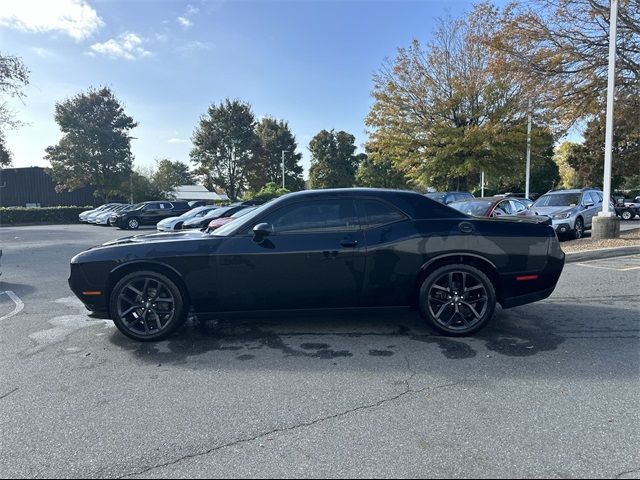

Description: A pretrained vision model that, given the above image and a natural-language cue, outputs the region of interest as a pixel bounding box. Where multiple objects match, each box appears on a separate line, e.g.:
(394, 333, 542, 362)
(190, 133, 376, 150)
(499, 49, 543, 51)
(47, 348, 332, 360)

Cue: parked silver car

(531, 188, 605, 239)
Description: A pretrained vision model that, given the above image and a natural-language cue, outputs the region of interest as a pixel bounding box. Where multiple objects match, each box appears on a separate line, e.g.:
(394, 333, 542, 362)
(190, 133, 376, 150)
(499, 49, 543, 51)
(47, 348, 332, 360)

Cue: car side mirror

(252, 223, 272, 242)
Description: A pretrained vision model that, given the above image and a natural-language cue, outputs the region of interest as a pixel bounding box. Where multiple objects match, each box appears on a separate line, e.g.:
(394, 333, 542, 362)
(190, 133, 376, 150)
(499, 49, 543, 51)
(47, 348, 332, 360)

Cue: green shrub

(0, 206, 94, 225)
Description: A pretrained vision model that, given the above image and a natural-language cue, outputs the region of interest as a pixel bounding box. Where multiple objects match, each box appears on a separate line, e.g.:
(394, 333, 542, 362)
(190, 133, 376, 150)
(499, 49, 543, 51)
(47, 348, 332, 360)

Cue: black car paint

(70, 189, 565, 319)
(111, 201, 191, 228)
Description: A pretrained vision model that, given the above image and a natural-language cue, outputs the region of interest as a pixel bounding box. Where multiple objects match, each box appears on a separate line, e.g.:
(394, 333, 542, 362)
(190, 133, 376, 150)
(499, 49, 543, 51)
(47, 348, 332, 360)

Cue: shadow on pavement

(109, 301, 639, 373)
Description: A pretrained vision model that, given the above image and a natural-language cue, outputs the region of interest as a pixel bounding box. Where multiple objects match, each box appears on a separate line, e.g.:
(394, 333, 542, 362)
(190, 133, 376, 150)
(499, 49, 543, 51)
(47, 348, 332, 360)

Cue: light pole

(281, 150, 288, 189)
(481, 170, 485, 197)
(525, 100, 532, 200)
(593, 0, 620, 239)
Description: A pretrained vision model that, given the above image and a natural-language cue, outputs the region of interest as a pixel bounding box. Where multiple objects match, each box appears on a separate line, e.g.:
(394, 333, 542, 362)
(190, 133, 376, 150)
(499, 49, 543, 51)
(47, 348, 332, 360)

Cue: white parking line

(575, 256, 640, 272)
(0, 291, 25, 322)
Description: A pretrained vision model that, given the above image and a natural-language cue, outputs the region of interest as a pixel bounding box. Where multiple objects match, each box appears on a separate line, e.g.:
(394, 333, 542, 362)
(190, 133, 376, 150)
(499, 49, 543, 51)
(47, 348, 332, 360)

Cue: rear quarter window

(358, 199, 407, 228)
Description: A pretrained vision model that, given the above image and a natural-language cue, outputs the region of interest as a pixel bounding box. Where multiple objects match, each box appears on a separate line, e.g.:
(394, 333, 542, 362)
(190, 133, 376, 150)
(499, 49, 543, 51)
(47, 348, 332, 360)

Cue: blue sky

(1, 0, 495, 177)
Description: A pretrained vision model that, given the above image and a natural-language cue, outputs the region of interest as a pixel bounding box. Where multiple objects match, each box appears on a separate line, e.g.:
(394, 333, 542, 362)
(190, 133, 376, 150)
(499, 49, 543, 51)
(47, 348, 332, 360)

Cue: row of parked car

(78, 200, 263, 232)
(426, 188, 638, 240)
(79, 188, 638, 240)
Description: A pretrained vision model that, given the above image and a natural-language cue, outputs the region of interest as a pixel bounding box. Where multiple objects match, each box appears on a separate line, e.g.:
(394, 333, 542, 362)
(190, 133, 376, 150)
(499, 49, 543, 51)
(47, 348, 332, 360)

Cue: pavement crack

(0, 387, 18, 400)
(117, 367, 471, 479)
(616, 467, 640, 478)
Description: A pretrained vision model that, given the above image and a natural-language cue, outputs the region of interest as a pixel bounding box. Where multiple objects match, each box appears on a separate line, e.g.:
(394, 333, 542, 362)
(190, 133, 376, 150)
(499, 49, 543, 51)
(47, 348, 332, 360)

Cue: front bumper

(551, 219, 574, 235)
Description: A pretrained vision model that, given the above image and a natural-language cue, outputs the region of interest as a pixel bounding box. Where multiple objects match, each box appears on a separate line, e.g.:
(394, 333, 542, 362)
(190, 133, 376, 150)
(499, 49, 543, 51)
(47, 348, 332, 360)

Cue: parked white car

(94, 204, 132, 225)
(78, 204, 119, 222)
(156, 205, 219, 231)
(86, 204, 125, 223)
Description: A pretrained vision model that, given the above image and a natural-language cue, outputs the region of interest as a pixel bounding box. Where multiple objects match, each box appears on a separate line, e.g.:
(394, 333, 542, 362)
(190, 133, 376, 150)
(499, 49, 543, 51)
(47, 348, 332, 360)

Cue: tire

(109, 271, 187, 342)
(572, 217, 584, 240)
(621, 210, 633, 221)
(418, 264, 496, 336)
(127, 217, 140, 230)
(174, 222, 183, 230)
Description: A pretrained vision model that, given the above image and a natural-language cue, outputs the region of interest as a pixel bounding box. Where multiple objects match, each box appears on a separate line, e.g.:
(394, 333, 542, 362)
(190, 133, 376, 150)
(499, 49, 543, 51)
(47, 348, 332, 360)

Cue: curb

(565, 245, 640, 263)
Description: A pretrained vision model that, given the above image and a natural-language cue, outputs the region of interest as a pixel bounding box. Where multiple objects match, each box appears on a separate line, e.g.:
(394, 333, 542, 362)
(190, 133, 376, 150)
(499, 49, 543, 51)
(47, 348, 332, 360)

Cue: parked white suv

(531, 188, 605, 239)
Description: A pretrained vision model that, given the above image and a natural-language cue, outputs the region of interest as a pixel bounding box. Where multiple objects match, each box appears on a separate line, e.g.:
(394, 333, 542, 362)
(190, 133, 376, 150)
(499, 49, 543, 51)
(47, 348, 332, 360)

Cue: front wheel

(418, 264, 496, 336)
(127, 217, 140, 230)
(110, 271, 187, 342)
(572, 217, 584, 240)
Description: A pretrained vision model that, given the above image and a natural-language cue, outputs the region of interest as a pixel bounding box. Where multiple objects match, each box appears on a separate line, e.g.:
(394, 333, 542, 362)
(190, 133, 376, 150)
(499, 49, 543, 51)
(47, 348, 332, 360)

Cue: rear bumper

(498, 239, 565, 309)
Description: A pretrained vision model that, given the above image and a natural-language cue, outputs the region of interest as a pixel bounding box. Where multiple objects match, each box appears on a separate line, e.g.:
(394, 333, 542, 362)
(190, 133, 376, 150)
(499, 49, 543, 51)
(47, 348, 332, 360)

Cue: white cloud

(0, 0, 103, 41)
(168, 138, 188, 144)
(89, 32, 152, 60)
(177, 16, 193, 28)
(186, 5, 200, 15)
(178, 40, 212, 55)
(32, 47, 54, 58)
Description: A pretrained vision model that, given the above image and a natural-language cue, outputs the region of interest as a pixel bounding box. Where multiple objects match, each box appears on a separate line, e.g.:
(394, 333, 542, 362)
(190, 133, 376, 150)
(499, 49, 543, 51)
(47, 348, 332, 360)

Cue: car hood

(157, 216, 179, 225)
(531, 206, 573, 216)
(102, 230, 208, 246)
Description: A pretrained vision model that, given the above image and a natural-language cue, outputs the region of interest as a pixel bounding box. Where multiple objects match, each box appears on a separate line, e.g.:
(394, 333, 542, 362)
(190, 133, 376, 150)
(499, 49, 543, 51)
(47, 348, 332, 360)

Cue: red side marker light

(82, 291, 102, 296)
(516, 275, 538, 281)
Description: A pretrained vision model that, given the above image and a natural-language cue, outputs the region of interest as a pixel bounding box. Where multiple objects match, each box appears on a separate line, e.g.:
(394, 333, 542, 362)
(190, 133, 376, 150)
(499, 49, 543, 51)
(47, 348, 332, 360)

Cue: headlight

(552, 212, 572, 219)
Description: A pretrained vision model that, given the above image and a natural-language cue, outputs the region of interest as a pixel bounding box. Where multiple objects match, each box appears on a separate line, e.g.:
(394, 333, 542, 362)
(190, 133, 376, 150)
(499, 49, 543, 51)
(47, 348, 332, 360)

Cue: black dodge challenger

(69, 189, 565, 341)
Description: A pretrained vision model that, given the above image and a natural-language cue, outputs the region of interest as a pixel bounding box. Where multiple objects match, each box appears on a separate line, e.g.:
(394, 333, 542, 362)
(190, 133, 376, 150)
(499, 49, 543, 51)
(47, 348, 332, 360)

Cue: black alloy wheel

(110, 271, 186, 341)
(419, 264, 496, 336)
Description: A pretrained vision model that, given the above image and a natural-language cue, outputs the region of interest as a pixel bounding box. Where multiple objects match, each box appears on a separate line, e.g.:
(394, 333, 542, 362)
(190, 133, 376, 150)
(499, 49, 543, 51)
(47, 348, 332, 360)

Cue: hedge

(0, 206, 94, 225)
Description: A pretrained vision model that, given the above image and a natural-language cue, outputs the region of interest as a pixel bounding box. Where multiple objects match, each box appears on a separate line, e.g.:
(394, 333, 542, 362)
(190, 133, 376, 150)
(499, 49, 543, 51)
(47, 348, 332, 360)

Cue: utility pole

(525, 100, 532, 200)
(281, 150, 288, 189)
(481, 171, 485, 198)
(593, 0, 620, 239)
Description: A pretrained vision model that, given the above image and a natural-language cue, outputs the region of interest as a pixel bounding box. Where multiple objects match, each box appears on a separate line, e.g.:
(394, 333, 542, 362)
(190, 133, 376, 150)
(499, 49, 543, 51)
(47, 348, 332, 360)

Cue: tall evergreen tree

(251, 117, 305, 192)
(190, 99, 259, 200)
(308, 129, 358, 189)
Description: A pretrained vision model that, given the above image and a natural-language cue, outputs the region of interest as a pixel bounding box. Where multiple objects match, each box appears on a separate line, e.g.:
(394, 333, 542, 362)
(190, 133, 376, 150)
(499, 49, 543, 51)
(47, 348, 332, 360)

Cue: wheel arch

(412, 253, 500, 307)
(106, 261, 191, 316)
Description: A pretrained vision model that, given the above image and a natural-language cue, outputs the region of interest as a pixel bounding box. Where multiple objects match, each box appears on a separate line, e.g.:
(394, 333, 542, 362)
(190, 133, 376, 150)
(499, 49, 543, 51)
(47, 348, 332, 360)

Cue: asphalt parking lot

(1, 224, 639, 479)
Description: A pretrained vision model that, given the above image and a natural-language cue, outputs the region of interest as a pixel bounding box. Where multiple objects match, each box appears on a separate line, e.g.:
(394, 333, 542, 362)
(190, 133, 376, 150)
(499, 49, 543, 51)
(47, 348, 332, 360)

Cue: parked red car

(449, 197, 535, 218)
(207, 206, 257, 231)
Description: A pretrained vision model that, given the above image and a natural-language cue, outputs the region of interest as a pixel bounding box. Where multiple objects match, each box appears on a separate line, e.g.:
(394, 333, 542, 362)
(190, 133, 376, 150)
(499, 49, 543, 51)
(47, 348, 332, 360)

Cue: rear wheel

(418, 264, 496, 336)
(110, 271, 187, 341)
(621, 210, 633, 221)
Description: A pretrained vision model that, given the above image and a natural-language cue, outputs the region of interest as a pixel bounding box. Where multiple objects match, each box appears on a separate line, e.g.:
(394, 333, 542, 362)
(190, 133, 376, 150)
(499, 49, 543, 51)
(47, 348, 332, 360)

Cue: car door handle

(340, 239, 359, 248)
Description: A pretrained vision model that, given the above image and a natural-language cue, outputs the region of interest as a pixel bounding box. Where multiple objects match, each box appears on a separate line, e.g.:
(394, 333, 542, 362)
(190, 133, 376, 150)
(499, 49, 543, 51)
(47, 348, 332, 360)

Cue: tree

(355, 153, 409, 189)
(129, 166, 162, 203)
(251, 117, 305, 192)
(45, 87, 137, 201)
(0, 53, 30, 166)
(558, 88, 640, 189)
(0, 131, 11, 167)
(248, 182, 290, 202)
(152, 159, 194, 197)
(366, 11, 536, 192)
(191, 99, 260, 200)
(308, 129, 359, 189)
(484, 0, 640, 126)
(554, 141, 581, 189)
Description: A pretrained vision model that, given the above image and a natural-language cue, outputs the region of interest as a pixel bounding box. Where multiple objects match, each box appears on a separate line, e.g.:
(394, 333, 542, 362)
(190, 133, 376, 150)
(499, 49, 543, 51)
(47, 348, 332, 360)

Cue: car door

(356, 198, 414, 307)
(209, 198, 366, 312)
(581, 192, 597, 227)
(158, 202, 175, 221)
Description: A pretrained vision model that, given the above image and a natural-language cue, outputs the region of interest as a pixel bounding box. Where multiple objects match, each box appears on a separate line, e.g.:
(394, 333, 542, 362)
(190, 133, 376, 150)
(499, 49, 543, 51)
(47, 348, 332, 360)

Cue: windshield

(231, 206, 257, 218)
(450, 200, 492, 216)
(425, 193, 446, 202)
(178, 206, 215, 220)
(212, 200, 277, 236)
(534, 193, 580, 208)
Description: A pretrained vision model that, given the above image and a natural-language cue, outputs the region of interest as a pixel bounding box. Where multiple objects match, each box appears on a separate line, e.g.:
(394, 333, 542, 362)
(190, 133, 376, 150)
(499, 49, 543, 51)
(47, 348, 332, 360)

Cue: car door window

(582, 192, 594, 206)
(261, 199, 359, 234)
(509, 200, 526, 213)
(145, 202, 159, 211)
(494, 201, 513, 215)
(160, 202, 173, 209)
(358, 199, 406, 229)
